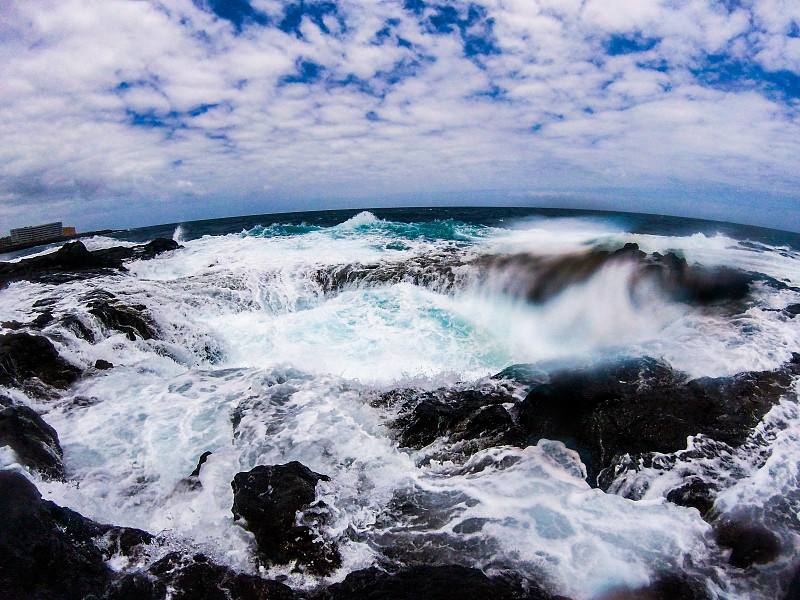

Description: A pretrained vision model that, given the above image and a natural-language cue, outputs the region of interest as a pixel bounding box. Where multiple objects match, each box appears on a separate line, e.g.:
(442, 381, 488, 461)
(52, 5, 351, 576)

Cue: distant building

(9, 222, 64, 246)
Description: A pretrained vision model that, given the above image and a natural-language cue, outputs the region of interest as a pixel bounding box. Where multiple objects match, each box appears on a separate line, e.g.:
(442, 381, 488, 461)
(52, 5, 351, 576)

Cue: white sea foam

(3, 213, 800, 599)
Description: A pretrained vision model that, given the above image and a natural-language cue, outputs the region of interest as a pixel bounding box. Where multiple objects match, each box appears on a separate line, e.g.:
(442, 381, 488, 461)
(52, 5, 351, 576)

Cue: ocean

(2, 207, 799, 599)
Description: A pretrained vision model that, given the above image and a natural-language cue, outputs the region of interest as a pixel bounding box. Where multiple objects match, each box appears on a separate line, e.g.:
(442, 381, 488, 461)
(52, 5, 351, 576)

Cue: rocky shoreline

(1, 239, 800, 599)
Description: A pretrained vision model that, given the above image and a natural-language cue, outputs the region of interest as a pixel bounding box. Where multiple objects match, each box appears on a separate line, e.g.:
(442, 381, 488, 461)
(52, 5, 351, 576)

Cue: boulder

(713, 519, 782, 568)
(311, 565, 569, 600)
(517, 356, 799, 485)
(231, 461, 341, 574)
(0, 395, 65, 479)
(0, 332, 82, 390)
(95, 359, 114, 370)
(597, 573, 710, 600)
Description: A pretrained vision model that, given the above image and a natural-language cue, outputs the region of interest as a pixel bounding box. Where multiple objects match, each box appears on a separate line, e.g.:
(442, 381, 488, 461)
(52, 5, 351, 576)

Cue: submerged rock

(231, 461, 341, 574)
(713, 518, 782, 568)
(0, 395, 65, 479)
(0, 331, 82, 390)
(311, 565, 569, 600)
(172, 451, 212, 493)
(597, 573, 710, 600)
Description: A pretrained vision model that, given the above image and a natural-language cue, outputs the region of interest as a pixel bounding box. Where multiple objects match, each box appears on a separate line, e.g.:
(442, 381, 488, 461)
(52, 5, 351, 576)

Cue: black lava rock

(0, 395, 65, 479)
(665, 478, 716, 517)
(146, 552, 296, 600)
(713, 519, 782, 568)
(0, 332, 82, 390)
(61, 314, 96, 342)
(89, 300, 157, 340)
(0, 469, 113, 600)
(517, 357, 798, 485)
(311, 565, 568, 600)
(231, 461, 341, 574)
(597, 573, 710, 600)
(94, 359, 114, 370)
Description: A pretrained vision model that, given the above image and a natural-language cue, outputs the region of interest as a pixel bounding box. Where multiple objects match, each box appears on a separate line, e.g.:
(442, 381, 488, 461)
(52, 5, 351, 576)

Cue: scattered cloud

(0, 0, 799, 231)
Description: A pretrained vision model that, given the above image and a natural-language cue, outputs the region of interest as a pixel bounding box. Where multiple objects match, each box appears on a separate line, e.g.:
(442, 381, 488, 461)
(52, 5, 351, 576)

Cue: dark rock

(102, 573, 160, 600)
(147, 552, 296, 600)
(0, 332, 82, 389)
(473, 244, 755, 307)
(1, 320, 24, 330)
(31, 310, 54, 328)
(665, 478, 716, 516)
(0, 396, 65, 479)
(392, 388, 518, 449)
(89, 300, 157, 340)
(311, 565, 566, 600)
(173, 451, 213, 493)
(713, 519, 782, 568)
(517, 357, 798, 485)
(95, 359, 114, 370)
(61, 314, 96, 342)
(0, 239, 182, 287)
(597, 573, 710, 599)
(783, 303, 800, 318)
(785, 564, 800, 600)
(231, 461, 341, 574)
(0, 469, 113, 600)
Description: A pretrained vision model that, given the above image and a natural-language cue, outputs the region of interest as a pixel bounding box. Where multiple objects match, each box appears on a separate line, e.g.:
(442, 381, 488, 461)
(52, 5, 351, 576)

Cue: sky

(1, 0, 799, 233)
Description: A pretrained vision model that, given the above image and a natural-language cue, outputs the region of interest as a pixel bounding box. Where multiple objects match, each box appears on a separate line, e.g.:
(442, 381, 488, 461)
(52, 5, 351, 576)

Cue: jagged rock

(1, 320, 24, 330)
(389, 388, 521, 450)
(310, 565, 569, 600)
(0, 332, 82, 389)
(31, 311, 54, 328)
(665, 478, 716, 517)
(597, 573, 710, 599)
(173, 451, 212, 493)
(89, 300, 157, 340)
(783, 303, 800, 318)
(95, 359, 114, 370)
(231, 461, 341, 574)
(0, 395, 65, 479)
(146, 552, 296, 600)
(0, 469, 113, 600)
(517, 356, 799, 485)
(61, 314, 96, 342)
(0, 238, 182, 287)
(713, 519, 782, 568)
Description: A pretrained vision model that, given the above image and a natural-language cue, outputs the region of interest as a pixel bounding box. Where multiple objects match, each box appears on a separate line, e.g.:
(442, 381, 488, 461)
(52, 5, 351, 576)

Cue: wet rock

(785, 564, 800, 600)
(0, 395, 65, 479)
(391, 388, 519, 449)
(473, 244, 755, 307)
(0, 332, 82, 389)
(0, 238, 182, 287)
(311, 565, 568, 600)
(231, 461, 341, 574)
(517, 357, 799, 485)
(173, 451, 212, 493)
(61, 314, 96, 342)
(89, 300, 157, 340)
(0, 469, 113, 600)
(95, 359, 114, 370)
(713, 519, 782, 568)
(783, 303, 800, 318)
(147, 552, 296, 600)
(598, 573, 710, 599)
(31, 310, 54, 328)
(1, 320, 24, 330)
(664, 477, 716, 517)
(102, 573, 160, 600)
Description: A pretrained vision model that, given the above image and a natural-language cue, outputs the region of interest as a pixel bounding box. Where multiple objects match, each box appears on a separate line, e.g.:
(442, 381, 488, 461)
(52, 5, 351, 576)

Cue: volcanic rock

(0, 469, 113, 600)
(61, 314, 96, 342)
(597, 573, 710, 600)
(145, 552, 296, 600)
(95, 359, 114, 370)
(517, 356, 799, 485)
(0, 238, 182, 287)
(0, 332, 82, 389)
(89, 300, 157, 340)
(310, 565, 569, 600)
(713, 519, 782, 568)
(664, 477, 716, 517)
(0, 395, 65, 479)
(231, 461, 341, 574)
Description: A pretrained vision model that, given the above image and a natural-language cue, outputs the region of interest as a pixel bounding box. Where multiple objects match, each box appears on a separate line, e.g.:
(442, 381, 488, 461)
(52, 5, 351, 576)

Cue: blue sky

(1, 0, 799, 232)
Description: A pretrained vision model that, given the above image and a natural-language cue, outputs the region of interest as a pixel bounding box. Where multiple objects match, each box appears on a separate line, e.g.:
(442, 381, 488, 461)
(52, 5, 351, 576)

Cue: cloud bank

(1, 0, 799, 231)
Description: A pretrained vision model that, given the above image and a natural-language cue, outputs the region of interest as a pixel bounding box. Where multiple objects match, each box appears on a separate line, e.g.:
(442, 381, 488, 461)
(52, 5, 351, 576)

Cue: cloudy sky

(1, 0, 799, 233)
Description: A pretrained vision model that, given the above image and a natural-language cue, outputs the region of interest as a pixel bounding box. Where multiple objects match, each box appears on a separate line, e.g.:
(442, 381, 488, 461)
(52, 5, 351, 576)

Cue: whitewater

(1, 208, 799, 599)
